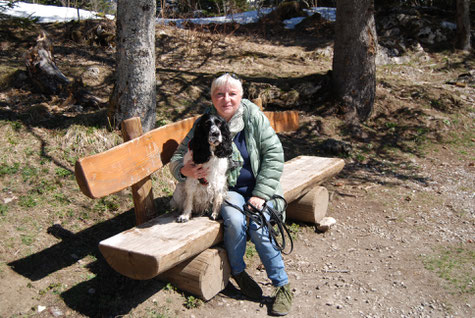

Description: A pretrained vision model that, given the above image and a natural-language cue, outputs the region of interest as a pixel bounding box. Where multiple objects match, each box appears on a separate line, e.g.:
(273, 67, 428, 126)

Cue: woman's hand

(180, 161, 209, 179)
(248, 196, 266, 211)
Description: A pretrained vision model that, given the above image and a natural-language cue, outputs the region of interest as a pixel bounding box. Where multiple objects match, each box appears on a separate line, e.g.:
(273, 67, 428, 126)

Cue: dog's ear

(191, 120, 212, 164)
(215, 142, 233, 158)
(215, 118, 233, 158)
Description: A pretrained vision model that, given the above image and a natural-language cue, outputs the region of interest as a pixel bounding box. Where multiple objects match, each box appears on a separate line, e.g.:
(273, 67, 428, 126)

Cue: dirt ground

(0, 7, 474, 318)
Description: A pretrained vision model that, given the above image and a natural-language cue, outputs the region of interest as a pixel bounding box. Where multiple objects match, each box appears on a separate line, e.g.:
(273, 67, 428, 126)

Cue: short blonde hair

(211, 73, 243, 97)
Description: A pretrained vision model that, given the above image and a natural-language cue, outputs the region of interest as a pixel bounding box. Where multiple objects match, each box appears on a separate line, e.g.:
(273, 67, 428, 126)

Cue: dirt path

(142, 147, 474, 318)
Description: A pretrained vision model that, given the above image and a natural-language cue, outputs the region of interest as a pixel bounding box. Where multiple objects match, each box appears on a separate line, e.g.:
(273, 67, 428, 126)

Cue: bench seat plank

(98, 155, 344, 280)
(99, 215, 223, 280)
(281, 156, 345, 202)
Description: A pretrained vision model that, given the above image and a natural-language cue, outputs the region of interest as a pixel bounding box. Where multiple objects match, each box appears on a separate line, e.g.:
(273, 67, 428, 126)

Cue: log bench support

(287, 186, 328, 224)
(158, 247, 231, 301)
(75, 112, 344, 300)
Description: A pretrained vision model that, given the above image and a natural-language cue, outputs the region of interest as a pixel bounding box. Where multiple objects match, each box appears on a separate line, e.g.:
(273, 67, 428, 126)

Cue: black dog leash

(224, 195, 294, 255)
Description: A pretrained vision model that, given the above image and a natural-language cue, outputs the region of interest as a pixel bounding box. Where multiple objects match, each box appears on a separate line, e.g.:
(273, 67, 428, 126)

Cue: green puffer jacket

(169, 99, 285, 213)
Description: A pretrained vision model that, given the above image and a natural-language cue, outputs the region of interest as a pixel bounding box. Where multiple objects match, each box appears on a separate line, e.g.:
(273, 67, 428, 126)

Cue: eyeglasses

(215, 72, 241, 81)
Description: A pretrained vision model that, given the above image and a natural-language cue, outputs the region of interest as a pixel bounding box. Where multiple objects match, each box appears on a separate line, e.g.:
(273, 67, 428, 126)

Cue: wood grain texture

(122, 117, 156, 225)
(74, 116, 197, 199)
(75, 112, 298, 199)
(263, 111, 299, 133)
(281, 156, 345, 202)
(287, 186, 329, 224)
(98, 215, 223, 280)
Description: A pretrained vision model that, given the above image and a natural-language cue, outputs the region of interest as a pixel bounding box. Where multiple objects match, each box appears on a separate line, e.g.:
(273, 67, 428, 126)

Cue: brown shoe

(233, 270, 263, 300)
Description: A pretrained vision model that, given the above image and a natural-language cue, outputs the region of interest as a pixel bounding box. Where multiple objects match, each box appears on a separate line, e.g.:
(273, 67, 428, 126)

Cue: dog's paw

(209, 212, 219, 220)
(176, 215, 190, 223)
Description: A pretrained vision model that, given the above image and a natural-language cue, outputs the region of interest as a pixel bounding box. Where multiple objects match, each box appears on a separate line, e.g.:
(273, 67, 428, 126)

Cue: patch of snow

(284, 17, 306, 29)
(2, 2, 336, 30)
(305, 7, 336, 22)
(1, 1, 113, 22)
(156, 8, 273, 27)
(440, 21, 456, 30)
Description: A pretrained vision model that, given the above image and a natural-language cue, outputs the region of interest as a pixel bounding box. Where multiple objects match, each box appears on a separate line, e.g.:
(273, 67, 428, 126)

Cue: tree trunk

(332, 0, 377, 122)
(109, 0, 156, 132)
(455, 0, 471, 51)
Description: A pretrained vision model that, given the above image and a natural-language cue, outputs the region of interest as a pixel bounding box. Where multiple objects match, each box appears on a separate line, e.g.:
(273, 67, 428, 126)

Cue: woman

(170, 73, 293, 316)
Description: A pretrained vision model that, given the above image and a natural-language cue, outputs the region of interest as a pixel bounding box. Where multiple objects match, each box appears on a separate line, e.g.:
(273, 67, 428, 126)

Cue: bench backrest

(75, 111, 299, 200)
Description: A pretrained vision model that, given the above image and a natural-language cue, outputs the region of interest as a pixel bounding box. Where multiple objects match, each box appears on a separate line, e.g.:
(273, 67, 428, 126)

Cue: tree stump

(24, 30, 69, 95)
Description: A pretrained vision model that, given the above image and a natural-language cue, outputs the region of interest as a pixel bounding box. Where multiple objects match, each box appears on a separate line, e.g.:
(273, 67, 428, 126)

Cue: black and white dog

(171, 114, 233, 223)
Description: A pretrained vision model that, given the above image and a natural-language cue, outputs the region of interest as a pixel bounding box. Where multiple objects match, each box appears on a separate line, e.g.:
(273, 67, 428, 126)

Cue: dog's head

(190, 114, 233, 164)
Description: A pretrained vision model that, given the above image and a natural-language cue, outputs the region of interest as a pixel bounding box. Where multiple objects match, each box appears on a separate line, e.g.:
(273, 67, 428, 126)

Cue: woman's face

(211, 83, 242, 122)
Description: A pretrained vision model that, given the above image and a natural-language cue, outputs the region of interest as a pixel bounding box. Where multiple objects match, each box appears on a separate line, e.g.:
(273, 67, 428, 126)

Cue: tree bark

(332, 0, 377, 122)
(455, 0, 471, 51)
(109, 0, 156, 132)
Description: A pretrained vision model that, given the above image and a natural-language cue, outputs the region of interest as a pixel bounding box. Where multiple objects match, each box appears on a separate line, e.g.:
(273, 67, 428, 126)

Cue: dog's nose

(210, 130, 220, 137)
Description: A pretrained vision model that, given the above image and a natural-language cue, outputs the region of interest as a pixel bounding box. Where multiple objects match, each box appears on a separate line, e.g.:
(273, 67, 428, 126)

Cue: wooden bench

(75, 109, 344, 300)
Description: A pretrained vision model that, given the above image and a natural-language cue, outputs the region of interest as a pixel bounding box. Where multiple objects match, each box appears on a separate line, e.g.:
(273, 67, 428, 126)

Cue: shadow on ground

(7, 197, 173, 316)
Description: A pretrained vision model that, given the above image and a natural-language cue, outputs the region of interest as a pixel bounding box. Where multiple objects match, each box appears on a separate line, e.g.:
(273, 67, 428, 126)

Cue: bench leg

(121, 117, 156, 225)
(158, 247, 231, 301)
(286, 186, 329, 224)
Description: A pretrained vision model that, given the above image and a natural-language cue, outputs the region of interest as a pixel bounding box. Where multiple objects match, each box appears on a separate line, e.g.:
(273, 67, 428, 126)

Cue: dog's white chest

(204, 156, 228, 184)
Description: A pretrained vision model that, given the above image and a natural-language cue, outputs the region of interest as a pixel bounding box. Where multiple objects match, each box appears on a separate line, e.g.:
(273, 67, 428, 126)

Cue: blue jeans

(221, 191, 289, 287)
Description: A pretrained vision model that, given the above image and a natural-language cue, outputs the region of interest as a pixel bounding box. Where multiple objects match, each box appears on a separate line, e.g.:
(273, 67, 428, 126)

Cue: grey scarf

(227, 104, 245, 137)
